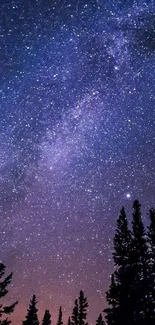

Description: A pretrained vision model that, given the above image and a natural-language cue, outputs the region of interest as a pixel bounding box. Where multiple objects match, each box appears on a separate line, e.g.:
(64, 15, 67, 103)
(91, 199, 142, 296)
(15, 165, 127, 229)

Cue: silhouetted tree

(0, 263, 18, 325)
(71, 299, 79, 325)
(113, 207, 132, 267)
(67, 317, 71, 325)
(104, 273, 119, 325)
(130, 200, 149, 324)
(104, 200, 154, 325)
(42, 310, 51, 325)
(78, 290, 88, 325)
(57, 307, 63, 325)
(148, 208, 155, 257)
(96, 313, 105, 325)
(104, 207, 132, 325)
(147, 208, 155, 324)
(23, 295, 39, 325)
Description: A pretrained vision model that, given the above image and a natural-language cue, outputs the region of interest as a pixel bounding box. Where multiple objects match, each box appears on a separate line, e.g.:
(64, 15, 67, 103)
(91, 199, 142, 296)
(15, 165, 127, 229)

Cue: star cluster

(0, 1, 155, 324)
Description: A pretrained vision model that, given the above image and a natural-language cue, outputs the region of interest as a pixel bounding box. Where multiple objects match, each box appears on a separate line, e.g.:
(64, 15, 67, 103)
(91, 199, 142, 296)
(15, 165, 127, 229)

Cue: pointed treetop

(113, 206, 131, 266)
(79, 290, 88, 311)
(42, 310, 51, 325)
(22, 294, 39, 325)
(105, 273, 118, 308)
(132, 200, 145, 238)
(78, 290, 88, 325)
(57, 306, 63, 325)
(96, 313, 105, 325)
(71, 299, 79, 325)
(68, 317, 71, 325)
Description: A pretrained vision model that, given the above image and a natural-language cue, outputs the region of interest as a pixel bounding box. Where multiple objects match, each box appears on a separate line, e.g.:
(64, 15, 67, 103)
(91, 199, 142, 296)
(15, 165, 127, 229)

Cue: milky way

(0, 1, 155, 324)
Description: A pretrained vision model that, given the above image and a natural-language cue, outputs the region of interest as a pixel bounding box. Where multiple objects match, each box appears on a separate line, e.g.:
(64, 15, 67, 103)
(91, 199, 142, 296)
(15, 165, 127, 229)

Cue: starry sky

(0, 0, 155, 324)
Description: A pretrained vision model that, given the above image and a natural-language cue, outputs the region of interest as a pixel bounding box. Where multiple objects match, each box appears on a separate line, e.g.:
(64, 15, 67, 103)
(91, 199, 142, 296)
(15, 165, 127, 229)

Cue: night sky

(0, 0, 155, 324)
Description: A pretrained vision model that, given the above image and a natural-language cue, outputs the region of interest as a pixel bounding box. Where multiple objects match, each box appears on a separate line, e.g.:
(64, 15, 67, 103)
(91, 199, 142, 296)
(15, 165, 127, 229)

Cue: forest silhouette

(0, 200, 155, 325)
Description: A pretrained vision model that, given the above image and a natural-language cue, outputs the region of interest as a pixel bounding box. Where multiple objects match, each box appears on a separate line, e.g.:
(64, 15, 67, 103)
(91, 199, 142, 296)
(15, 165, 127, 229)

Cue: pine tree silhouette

(78, 291, 88, 325)
(23, 295, 39, 325)
(71, 299, 79, 325)
(57, 307, 63, 325)
(67, 317, 71, 325)
(0, 263, 18, 325)
(96, 313, 105, 325)
(147, 208, 155, 324)
(148, 208, 155, 258)
(104, 206, 132, 325)
(104, 200, 155, 325)
(131, 200, 149, 324)
(113, 206, 132, 267)
(104, 273, 119, 325)
(42, 310, 51, 325)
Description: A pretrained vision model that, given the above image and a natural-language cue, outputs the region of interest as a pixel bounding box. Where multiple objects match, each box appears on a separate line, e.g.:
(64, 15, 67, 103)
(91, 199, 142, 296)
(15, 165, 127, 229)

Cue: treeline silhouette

(0, 200, 155, 325)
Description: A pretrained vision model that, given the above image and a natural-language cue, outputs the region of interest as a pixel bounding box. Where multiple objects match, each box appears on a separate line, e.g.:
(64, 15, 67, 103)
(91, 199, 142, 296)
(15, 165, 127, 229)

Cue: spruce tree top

(23, 294, 39, 325)
(132, 200, 145, 239)
(96, 313, 105, 325)
(71, 299, 79, 325)
(42, 310, 51, 325)
(68, 317, 71, 325)
(57, 306, 63, 325)
(78, 290, 88, 325)
(148, 208, 155, 247)
(113, 206, 131, 267)
(131, 200, 148, 261)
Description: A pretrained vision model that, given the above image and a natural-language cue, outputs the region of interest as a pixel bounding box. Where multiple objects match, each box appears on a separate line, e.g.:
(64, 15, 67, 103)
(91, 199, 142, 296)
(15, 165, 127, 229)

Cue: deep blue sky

(0, 0, 155, 324)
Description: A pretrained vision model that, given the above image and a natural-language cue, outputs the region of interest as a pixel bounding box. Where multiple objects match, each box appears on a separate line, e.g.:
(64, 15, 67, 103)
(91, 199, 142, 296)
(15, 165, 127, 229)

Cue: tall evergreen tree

(130, 200, 149, 324)
(104, 273, 119, 325)
(131, 200, 148, 270)
(104, 207, 132, 325)
(78, 290, 88, 325)
(147, 208, 155, 324)
(71, 299, 79, 325)
(42, 310, 51, 325)
(96, 313, 105, 325)
(23, 295, 39, 325)
(67, 317, 71, 325)
(57, 307, 63, 325)
(148, 208, 155, 262)
(104, 200, 155, 325)
(0, 263, 18, 325)
(113, 207, 132, 267)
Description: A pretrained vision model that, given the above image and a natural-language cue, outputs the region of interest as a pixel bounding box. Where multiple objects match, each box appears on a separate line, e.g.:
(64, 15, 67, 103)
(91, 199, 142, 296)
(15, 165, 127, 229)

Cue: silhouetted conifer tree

(67, 317, 71, 325)
(148, 208, 155, 257)
(131, 200, 148, 271)
(78, 290, 88, 325)
(57, 307, 63, 325)
(130, 200, 149, 324)
(71, 299, 79, 325)
(113, 207, 132, 267)
(147, 208, 155, 324)
(96, 313, 105, 325)
(104, 273, 120, 325)
(42, 310, 51, 325)
(104, 207, 132, 325)
(23, 295, 39, 325)
(0, 263, 18, 325)
(104, 200, 155, 325)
